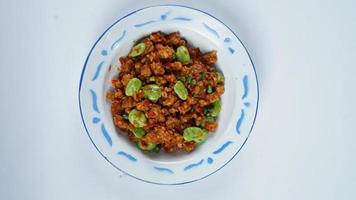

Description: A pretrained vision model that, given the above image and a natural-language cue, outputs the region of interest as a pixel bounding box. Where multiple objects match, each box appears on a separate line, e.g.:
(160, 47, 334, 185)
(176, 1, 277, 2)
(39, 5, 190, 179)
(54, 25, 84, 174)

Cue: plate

(79, 4, 259, 185)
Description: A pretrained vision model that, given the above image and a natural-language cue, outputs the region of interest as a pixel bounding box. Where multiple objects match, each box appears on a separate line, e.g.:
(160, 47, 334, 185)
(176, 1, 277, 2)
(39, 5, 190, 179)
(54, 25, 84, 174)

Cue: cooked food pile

(106, 31, 225, 153)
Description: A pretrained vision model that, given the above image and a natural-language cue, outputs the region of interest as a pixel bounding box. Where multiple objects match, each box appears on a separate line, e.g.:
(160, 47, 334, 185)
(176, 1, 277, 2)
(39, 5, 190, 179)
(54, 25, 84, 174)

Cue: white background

(1, 0, 355, 199)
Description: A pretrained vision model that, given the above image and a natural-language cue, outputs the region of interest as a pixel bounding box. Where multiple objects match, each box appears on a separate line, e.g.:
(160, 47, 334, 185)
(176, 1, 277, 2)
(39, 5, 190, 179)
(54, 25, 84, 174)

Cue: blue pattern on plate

(213, 141, 233, 154)
(92, 117, 100, 124)
(242, 75, 249, 99)
(236, 109, 245, 134)
(172, 17, 192, 21)
(154, 166, 174, 174)
(224, 37, 231, 43)
(100, 124, 112, 146)
(207, 157, 213, 164)
(244, 102, 251, 107)
(134, 20, 157, 28)
(203, 23, 220, 38)
(228, 47, 235, 54)
(184, 159, 204, 171)
(160, 11, 171, 21)
(117, 151, 137, 161)
(91, 61, 104, 81)
(89, 89, 100, 113)
(101, 50, 108, 56)
(111, 30, 126, 50)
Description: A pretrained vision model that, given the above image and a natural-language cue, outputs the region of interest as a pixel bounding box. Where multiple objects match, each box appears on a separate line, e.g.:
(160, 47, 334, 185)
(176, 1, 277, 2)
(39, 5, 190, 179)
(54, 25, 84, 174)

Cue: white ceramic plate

(79, 4, 259, 185)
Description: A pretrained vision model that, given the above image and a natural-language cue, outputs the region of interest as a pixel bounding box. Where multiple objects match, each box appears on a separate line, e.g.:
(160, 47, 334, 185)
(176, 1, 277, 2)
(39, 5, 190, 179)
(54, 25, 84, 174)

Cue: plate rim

(78, 4, 259, 185)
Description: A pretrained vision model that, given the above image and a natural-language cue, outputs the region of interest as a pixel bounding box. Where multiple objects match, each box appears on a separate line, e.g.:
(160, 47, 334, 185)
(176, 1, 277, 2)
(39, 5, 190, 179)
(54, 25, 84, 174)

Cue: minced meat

(107, 31, 224, 153)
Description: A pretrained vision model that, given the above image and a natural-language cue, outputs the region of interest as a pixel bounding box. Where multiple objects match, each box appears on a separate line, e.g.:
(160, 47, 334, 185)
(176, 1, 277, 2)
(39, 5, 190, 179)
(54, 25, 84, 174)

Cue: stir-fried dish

(106, 31, 224, 153)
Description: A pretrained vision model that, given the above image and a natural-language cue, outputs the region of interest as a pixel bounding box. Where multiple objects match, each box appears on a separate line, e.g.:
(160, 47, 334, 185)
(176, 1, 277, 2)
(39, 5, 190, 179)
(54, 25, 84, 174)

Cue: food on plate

(106, 31, 224, 153)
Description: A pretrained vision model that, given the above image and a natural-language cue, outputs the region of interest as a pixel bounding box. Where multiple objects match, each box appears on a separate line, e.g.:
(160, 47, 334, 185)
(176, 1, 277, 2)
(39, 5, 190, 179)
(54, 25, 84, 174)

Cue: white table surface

(1, 0, 355, 199)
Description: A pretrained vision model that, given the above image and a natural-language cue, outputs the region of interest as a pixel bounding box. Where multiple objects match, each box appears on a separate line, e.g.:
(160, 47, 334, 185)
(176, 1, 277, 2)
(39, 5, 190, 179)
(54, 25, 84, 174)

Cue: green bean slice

(128, 109, 147, 127)
(209, 99, 222, 117)
(205, 116, 216, 122)
(183, 127, 208, 143)
(148, 76, 155, 82)
(137, 140, 157, 151)
(198, 116, 216, 127)
(187, 74, 193, 84)
(143, 84, 162, 101)
(176, 46, 191, 65)
(200, 71, 207, 79)
(125, 78, 142, 96)
(177, 76, 186, 82)
(129, 42, 146, 57)
(174, 81, 188, 100)
(132, 127, 146, 138)
(203, 107, 209, 115)
(207, 85, 213, 93)
(216, 72, 225, 83)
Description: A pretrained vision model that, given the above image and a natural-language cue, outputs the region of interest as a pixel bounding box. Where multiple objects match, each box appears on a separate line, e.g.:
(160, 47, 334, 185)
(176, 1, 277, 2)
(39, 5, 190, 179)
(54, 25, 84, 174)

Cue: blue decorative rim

(78, 4, 259, 185)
